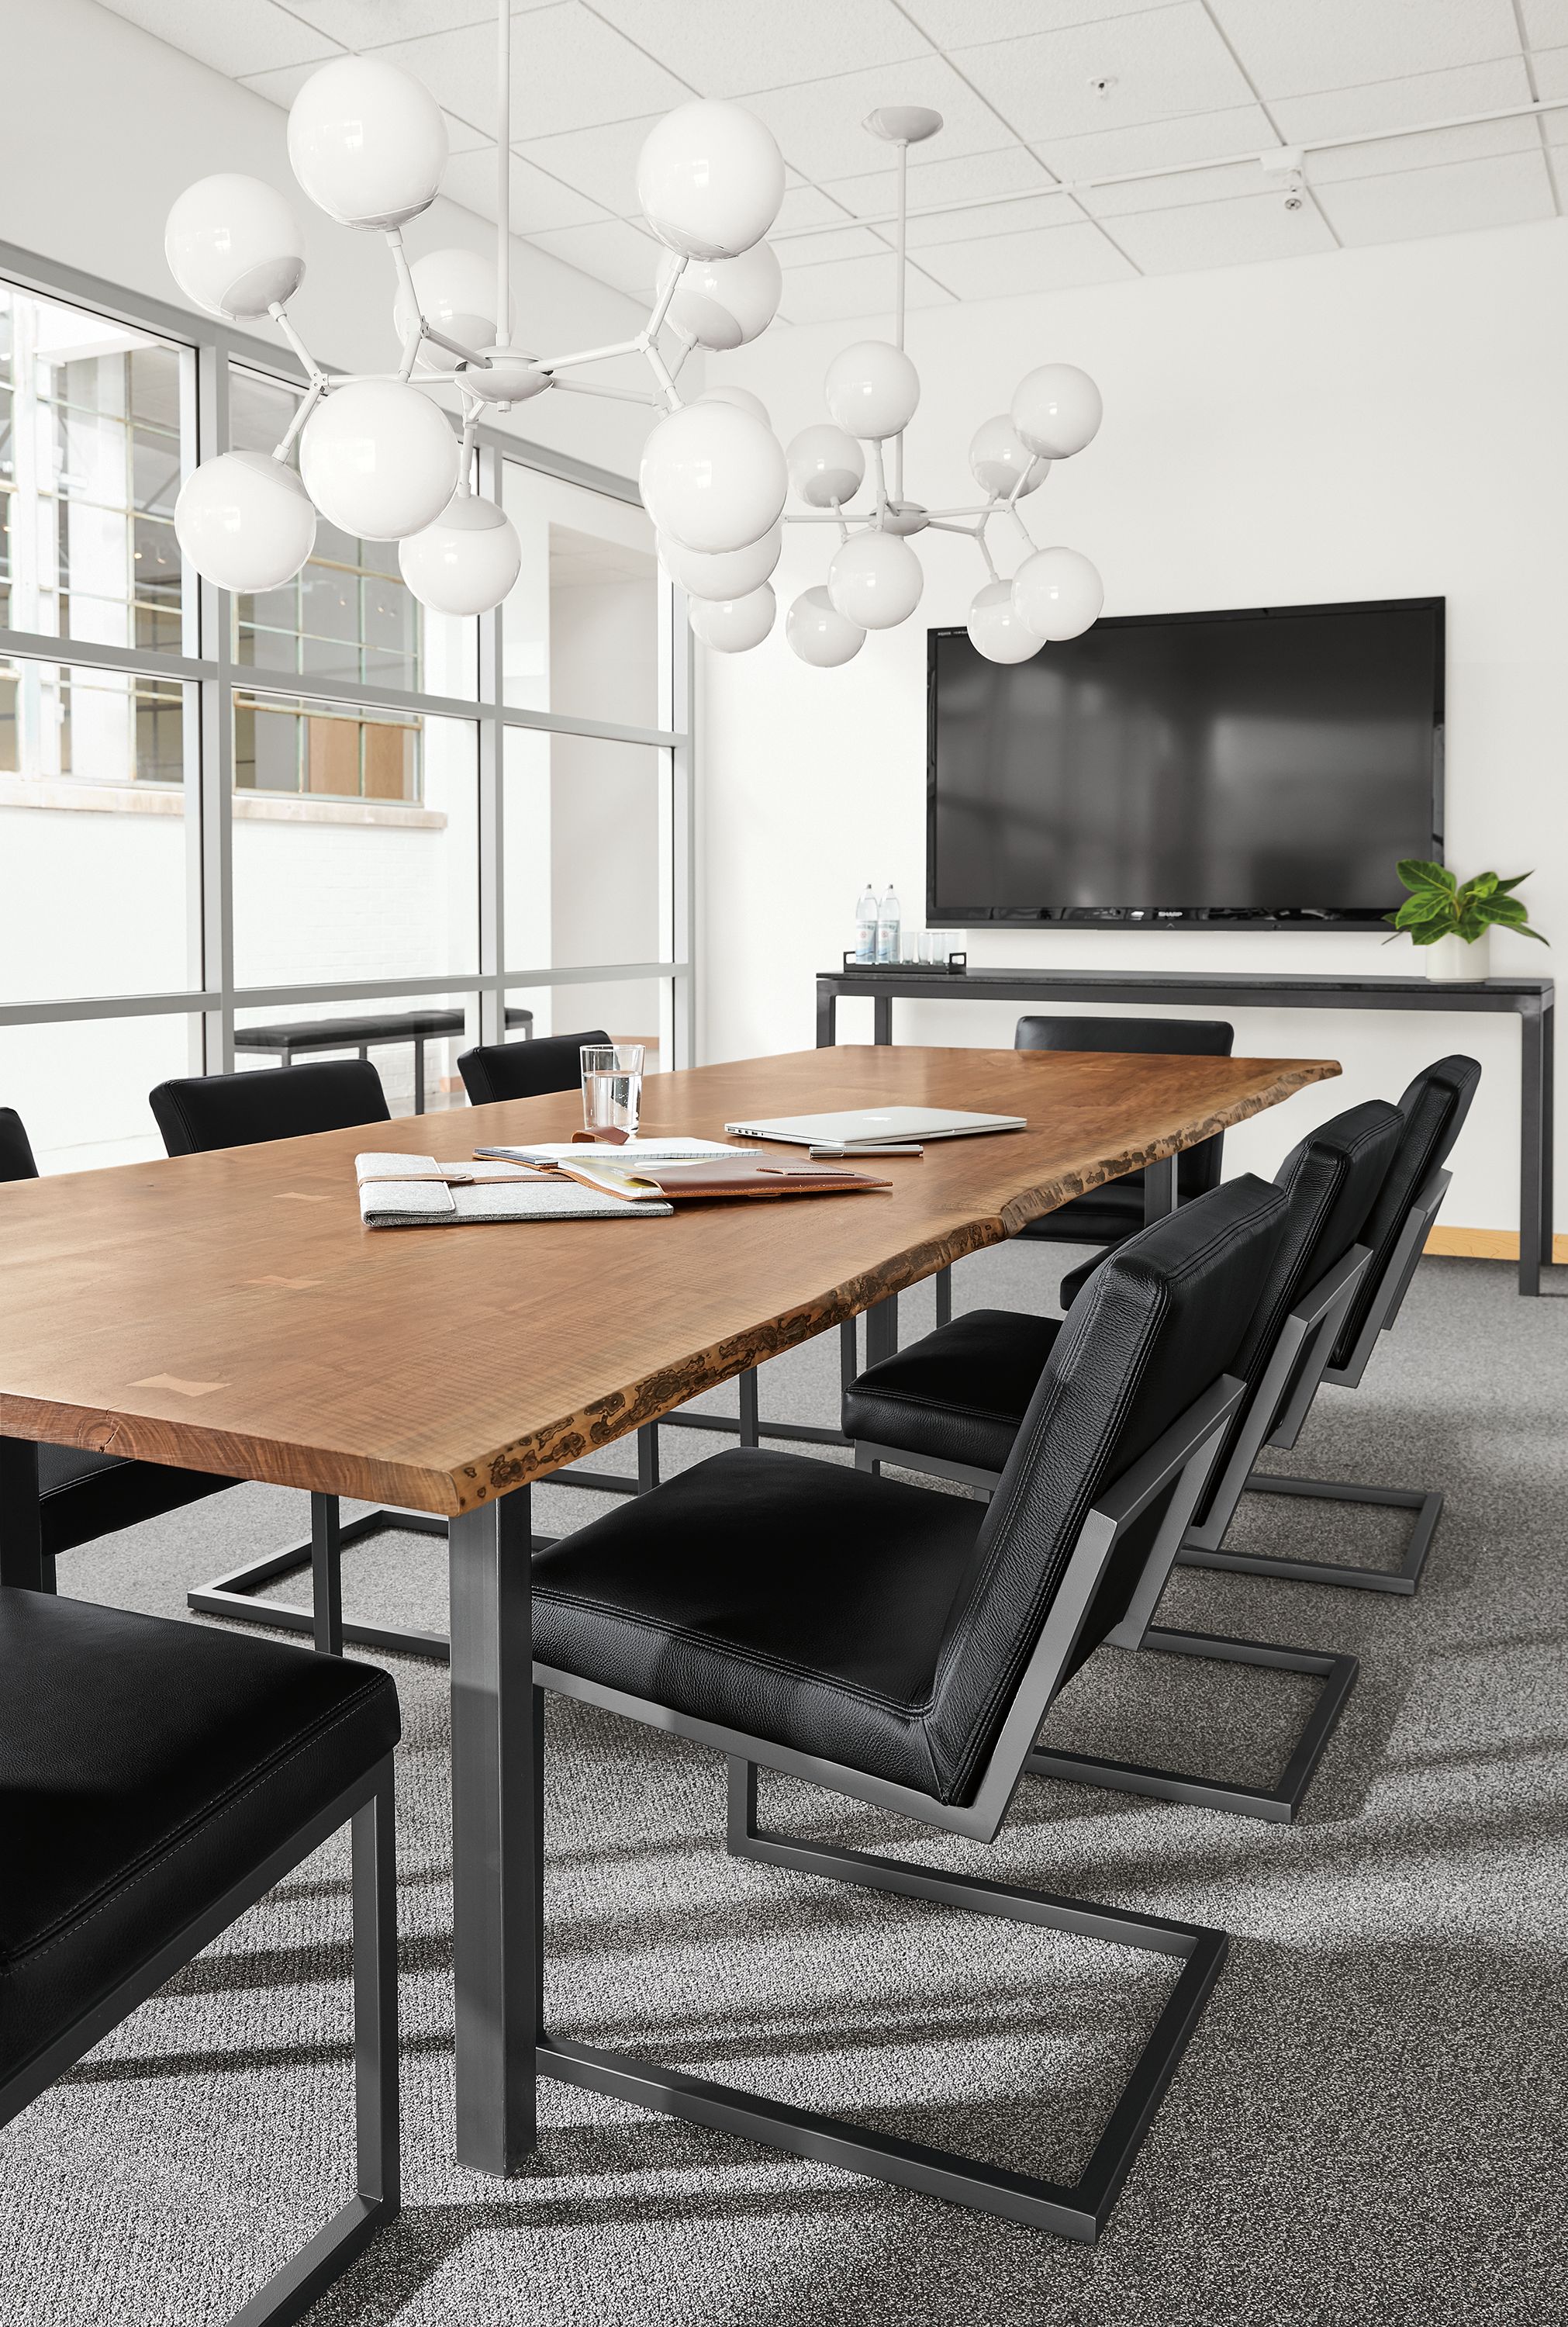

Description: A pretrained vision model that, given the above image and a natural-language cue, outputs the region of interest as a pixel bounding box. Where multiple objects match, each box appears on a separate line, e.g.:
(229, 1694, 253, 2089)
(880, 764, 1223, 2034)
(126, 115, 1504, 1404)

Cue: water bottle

(854, 882, 878, 965)
(876, 883, 900, 965)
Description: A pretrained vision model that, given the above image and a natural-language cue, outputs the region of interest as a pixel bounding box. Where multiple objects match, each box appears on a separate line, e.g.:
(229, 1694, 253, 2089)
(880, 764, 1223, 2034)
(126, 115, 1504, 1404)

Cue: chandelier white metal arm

(161, 0, 1102, 663)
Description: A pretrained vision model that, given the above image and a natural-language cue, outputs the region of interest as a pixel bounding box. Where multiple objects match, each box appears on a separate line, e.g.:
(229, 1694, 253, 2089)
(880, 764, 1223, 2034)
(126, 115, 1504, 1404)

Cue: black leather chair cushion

(0, 1106, 38, 1182)
(1328, 1054, 1480, 1369)
(1014, 1016, 1235, 1244)
(842, 1309, 1063, 1475)
(36, 1444, 235, 1559)
(458, 1029, 610, 1108)
(0, 1589, 399, 2088)
(149, 1060, 390, 1157)
(538, 1176, 1287, 1806)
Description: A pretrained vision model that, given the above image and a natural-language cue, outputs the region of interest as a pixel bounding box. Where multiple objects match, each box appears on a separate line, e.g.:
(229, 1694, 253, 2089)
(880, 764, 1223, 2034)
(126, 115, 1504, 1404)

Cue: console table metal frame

(817, 967, 1555, 1295)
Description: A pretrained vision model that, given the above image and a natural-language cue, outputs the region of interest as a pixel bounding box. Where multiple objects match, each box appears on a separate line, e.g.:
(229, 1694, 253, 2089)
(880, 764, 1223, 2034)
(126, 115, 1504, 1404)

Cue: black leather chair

(1178, 1053, 1482, 1596)
(0, 1586, 399, 2320)
(150, 1062, 453, 1663)
(845, 1098, 1404, 1820)
(457, 1028, 610, 1108)
(0, 1107, 235, 1592)
(530, 1177, 1287, 2240)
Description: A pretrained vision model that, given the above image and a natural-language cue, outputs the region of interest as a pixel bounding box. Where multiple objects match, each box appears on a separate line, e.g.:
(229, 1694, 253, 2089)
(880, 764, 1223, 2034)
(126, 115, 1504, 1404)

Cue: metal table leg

(413, 1038, 426, 1119)
(1143, 1153, 1178, 1226)
(449, 1485, 540, 2176)
(1520, 997, 1554, 1293)
(0, 1437, 46, 1592)
(865, 1294, 898, 1367)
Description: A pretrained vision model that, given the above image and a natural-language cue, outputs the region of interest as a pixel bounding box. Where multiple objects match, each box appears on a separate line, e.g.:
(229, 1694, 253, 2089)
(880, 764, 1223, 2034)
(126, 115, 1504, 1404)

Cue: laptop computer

(724, 1105, 1025, 1147)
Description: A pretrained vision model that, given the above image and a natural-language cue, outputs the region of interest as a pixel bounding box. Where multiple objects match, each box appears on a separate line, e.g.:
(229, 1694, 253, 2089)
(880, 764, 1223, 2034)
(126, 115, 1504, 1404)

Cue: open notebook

(355, 1154, 672, 1229)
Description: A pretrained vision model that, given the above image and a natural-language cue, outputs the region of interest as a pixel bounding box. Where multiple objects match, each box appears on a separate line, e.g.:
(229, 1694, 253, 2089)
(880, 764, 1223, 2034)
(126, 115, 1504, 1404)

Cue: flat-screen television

(927, 596, 1444, 928)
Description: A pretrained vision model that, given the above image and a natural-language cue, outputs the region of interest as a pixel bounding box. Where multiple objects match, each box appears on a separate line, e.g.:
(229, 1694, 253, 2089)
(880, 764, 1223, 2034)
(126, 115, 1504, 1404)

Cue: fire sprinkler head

(863, 105, 944, 145)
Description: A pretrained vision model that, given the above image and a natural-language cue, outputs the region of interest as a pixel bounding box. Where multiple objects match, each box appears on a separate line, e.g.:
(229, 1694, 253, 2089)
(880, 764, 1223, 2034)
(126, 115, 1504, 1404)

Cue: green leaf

(1517, 925, 1549, 946)
(1464, 871, 1500, 901)
(1397, 858, 1455, 894)
(1491, 872, 1532, 896)
(1394, 895, 1456, 932)
(1480, 895, 1530, 925)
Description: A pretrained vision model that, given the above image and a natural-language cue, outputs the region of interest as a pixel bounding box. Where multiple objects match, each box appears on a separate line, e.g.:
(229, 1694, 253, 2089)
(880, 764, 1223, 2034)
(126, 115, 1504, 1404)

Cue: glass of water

(581, 1042, 644, 1137)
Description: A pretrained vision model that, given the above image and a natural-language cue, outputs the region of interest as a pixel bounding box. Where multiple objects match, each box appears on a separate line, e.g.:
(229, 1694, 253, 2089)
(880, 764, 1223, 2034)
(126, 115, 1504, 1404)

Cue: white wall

(0, 0, 655, 475)
(703, 219, 1568, 1233)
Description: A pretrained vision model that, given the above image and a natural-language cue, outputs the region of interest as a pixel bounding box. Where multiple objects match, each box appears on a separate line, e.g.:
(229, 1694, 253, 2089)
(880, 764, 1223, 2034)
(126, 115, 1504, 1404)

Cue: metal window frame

(0, 237, 694, 1085)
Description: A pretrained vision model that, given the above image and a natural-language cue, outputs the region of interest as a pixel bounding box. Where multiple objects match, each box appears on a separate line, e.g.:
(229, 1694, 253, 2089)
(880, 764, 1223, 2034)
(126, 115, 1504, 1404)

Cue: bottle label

(876, 919, 899, 964)
(855, 928, 875, 964)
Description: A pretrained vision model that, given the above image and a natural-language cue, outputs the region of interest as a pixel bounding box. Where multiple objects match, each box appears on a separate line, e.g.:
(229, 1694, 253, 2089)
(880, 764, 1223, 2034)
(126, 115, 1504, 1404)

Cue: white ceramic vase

(1422, 929, 1490, 982)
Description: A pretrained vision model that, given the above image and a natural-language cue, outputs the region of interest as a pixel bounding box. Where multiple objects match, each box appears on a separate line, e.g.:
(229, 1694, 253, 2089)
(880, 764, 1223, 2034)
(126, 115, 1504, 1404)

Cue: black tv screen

(927, 597, 1444, 928)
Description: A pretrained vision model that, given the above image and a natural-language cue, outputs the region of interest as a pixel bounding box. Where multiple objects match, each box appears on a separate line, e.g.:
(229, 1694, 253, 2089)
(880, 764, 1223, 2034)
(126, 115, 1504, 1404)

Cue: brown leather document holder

(559, 1157, 893, 1202)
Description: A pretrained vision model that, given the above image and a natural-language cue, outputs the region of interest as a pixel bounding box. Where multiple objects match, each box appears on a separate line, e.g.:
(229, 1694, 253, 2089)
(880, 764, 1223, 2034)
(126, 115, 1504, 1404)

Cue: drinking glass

(581, 1042, 644, 1136)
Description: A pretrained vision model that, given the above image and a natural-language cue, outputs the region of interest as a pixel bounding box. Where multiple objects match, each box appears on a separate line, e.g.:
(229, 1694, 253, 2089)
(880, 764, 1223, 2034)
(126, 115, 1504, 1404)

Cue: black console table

(816, 966, 1555, 1295)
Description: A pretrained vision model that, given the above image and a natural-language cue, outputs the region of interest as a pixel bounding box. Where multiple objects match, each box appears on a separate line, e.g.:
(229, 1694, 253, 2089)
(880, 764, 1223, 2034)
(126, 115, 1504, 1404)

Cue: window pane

(0, 656, 190, 1002)
(233, 989, 480, 1119)
(503, 728, 668, 973)
(229, 364, 477, 699)
(0, 281, 190, 652)
(503, 979, 672, 1077)
(501, 465, 662, 732)
(232, 696, 478, 987)
(0, 1012, 199, 1170)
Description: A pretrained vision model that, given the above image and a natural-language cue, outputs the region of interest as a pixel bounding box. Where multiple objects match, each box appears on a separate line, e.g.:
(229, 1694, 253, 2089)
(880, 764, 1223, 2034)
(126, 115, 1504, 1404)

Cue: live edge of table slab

(0, 1045, 1339, 1516)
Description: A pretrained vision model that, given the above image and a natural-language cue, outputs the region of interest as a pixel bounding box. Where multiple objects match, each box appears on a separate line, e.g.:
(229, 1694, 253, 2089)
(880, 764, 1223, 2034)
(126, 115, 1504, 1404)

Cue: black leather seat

(1326, 1054, 1480, 1375)
(0, 1107, 234, 1577)
(458, 1028, 610, 1107)
(0, 1588, 399, 2318)
(1014, 1015, 1235, 1244)
(530, 1177, 1288, 2237)
(150, 1057, 390, 1155)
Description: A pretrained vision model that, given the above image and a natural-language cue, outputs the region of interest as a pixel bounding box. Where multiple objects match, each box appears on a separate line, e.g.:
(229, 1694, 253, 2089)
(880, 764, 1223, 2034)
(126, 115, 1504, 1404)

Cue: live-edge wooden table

(0, 1043, 1338, 2177)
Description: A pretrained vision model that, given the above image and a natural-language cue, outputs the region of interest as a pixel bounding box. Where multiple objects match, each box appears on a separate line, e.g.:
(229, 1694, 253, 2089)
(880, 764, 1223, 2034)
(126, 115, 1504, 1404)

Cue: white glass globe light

(786, 586, 864, 667)
(824, 341, 920, 442)
(969, 414, 1050, 500)
(689, 583, 775, 653)
(637, 102, 785, 261)
(638, 400, 786, 555)
(392, 247, 514, 372)
(700, 385, 771, 426)
(288, 57, 447, 230)
(658, 244, 782, 350)
(174, 451, 316, 592)
(658, 524, 780, 601)
(164, 175, 305, 321)
(398, 493, 521, 616)
(786, 424, 865, 510)
(827, 531, 924, 631)
(966, 579, 1041, 665)
(465, 348, 551, 405)
(300, 380, 460, 541)
(1011, 364, 1103, 460)
(1013, 546, 1104, 641)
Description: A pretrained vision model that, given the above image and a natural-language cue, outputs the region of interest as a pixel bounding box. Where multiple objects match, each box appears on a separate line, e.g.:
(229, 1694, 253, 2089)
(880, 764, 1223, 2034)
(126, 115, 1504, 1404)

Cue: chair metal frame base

(1187, 1471, 1442, 1597)
(1027, 1626, 1359, 1824)
(0, 1755, 399, 2327)
(535, 1751, 1226, 2243)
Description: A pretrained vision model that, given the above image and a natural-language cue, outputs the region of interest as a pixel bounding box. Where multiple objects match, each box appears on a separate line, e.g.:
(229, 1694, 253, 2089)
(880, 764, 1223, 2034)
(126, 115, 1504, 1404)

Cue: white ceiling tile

(377, 3, 694, 141)
(1305, 116, 1542, 187)
(524, 216, 669, 298)
(777, 226, 894, 268)
(281, 0, 560, 47)
(914, 219, 1135, 299)
(1521, 0, 1568, 46)
(237, 60, 338, 107)
(440, 147, 610, 231)
(587, 0, 928, 98)
(1103, 189, 1336, 273)
(1530, 42, 1568, 96)
(953, 7, 1255, 145)
(775, 253, 956, 323)
(517, 114, 664, 213)
(904, 0, 1185, 42)
(904, 192, 1080, 246)
(740, 57, 1021, 182)
(1031, 101, 1275, 183)
(772, 185, 863, 233)
(99, 0, 341, 76)
(821, 143, 1055, 219)
(1205, 0, 1522, 100)
(1084, 157, 1267, 215)
(1314, 148, 1556, 246)
(1270, 57, 1532, 143)
(440, 110, 495, 155)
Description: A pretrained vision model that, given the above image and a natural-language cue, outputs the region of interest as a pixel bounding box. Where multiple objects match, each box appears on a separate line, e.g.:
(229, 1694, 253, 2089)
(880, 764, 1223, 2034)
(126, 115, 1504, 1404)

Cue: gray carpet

(3, 1244, 1566, 2325)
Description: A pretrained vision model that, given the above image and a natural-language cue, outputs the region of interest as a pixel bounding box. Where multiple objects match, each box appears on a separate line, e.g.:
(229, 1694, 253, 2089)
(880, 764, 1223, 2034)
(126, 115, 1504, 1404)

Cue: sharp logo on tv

(927, 598, 1444, 929)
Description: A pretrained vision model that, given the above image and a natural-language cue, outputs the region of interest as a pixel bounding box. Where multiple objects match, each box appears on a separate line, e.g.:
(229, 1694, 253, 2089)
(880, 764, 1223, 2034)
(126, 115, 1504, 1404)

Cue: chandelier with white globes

(161, 0, 1103, 669)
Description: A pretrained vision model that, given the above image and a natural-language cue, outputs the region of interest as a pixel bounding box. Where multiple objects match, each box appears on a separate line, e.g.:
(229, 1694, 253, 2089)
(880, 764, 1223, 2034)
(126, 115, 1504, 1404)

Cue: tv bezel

(925, 593, 1446, 931)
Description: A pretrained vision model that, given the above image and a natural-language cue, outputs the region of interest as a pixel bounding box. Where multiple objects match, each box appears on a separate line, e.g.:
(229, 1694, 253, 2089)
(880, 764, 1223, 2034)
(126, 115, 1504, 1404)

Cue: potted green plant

(1386, 860, 1546, 981)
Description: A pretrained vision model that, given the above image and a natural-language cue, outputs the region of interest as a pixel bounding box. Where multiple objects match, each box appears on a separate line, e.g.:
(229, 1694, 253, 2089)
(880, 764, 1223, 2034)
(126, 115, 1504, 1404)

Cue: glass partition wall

(0, 246, 692, 1170)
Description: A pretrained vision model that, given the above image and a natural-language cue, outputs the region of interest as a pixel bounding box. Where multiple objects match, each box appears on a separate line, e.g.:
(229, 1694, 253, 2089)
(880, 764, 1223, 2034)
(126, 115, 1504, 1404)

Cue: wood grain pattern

(0, 1045, 1338, 1513)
